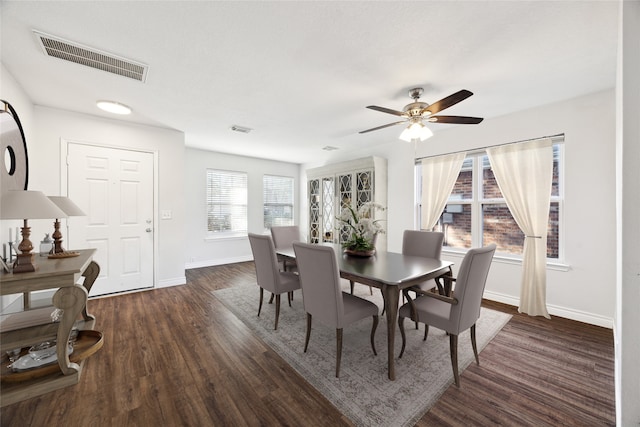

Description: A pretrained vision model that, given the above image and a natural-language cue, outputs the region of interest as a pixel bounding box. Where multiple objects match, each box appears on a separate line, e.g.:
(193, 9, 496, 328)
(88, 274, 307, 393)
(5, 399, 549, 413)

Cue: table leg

(52, 285, 88, 375)
(80, 261, 100, 321)
(383, 284, 400, 380)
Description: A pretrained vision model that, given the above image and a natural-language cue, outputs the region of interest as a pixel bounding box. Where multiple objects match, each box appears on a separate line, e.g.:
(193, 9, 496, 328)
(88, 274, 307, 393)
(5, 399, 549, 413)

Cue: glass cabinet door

(308, 169, 376, 246)
(321, 177, 335, 242)
(337, 173, 352, 244)
(308, 179, 320, 243)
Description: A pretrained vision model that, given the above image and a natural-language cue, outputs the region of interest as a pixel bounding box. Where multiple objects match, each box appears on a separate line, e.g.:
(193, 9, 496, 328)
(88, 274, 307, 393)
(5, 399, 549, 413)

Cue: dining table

(276, 243, 453, 380)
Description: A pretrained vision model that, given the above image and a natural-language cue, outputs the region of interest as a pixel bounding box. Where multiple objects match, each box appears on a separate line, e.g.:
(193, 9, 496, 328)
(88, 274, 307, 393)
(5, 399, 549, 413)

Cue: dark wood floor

(1, 262, 615, 426)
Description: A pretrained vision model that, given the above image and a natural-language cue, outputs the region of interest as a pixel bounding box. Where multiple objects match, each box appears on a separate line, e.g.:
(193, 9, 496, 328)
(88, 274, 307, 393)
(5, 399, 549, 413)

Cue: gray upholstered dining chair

(403, 230, 447, 294)
(398, 244, 496, 387)
(270, 225, 300, 271)
(292, 242, 379, 378)
(248, 233, 301, 330)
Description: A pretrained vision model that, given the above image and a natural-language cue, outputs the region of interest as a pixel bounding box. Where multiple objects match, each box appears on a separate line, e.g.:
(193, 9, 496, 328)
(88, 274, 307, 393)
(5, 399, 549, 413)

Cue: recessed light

(96, 100, 132, 115)
(322, 146, 339, 151)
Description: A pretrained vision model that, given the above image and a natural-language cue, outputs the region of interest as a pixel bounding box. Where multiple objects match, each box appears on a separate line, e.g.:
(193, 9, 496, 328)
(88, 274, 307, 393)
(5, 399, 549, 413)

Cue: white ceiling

(1, 1, 619, 164)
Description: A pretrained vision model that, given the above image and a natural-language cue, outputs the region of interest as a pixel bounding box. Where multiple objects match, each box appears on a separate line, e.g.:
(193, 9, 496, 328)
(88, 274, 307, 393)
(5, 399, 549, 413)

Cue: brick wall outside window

(430, 146, 561, 259)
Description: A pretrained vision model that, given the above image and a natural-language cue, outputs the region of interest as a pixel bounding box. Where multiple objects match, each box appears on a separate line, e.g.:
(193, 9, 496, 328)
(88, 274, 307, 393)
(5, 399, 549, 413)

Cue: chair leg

(350, 280, 354, 295)
(450, 334, 460, 387)
(423, 324, 429, 341)
(369, 286, 373, 295)
(471, 324, 479, 364)
(269, 293, 275, 304)
(304, 313, 312, 352)
(370, 315, 378, 356)
(288, 291, 293, 307)
(398, 316, 407, 359)
(380, 289, 386, 315)
(274, 294, 281, 330)
(336, 328, 343, 378)
(258, 288, 264, 317)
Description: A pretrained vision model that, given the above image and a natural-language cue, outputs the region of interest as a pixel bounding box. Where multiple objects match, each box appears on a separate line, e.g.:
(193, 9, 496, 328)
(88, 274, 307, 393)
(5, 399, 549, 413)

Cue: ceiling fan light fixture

(96, 100, 131, 115)
(399, 122, 432, 142)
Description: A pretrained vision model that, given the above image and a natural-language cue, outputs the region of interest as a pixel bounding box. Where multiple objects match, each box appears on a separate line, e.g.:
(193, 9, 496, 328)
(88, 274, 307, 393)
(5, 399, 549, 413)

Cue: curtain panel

(487, 138, 553, 318)
(420, 152, 467, 230)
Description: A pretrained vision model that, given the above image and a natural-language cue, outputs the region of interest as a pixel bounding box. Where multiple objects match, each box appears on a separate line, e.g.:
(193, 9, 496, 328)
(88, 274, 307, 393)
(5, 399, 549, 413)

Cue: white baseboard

(157, 276, 186, 288)
(483, 290, 613, 329)
(185, 255, 253, 270)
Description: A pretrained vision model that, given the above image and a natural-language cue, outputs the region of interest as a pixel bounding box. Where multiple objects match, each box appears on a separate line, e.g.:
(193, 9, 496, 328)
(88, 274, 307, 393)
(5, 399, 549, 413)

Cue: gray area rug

(214, 283, 511, 427)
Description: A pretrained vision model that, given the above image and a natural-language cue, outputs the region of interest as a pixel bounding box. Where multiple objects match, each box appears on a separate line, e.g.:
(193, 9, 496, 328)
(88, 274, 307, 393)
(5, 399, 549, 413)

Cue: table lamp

(48, 196, 86, 254)
(0, 190, 66, 273)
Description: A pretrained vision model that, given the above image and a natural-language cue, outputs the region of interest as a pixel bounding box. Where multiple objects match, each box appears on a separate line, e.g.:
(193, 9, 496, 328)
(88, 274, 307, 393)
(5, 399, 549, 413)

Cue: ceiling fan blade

(359, 120, 406, 134)
(423, 89, 473, 115)
(366, 105, 408, 117)
(429, 115, 484, 124)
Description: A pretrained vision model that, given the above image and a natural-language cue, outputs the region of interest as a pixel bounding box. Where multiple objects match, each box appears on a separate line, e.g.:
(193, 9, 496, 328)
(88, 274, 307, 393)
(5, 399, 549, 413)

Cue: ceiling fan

(359, 87, 483, 141)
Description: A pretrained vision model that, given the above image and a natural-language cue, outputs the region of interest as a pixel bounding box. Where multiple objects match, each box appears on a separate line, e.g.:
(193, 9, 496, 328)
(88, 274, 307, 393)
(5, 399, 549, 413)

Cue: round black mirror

(1, 100, 29, 193)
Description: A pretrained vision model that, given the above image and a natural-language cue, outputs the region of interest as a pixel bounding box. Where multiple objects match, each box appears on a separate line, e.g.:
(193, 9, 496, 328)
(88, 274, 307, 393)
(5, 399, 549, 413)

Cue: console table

(0, 249, 101, 407)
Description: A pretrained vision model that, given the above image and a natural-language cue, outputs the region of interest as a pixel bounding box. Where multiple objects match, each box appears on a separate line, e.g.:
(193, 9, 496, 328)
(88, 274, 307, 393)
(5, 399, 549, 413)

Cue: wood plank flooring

(1, 262, 615, 426)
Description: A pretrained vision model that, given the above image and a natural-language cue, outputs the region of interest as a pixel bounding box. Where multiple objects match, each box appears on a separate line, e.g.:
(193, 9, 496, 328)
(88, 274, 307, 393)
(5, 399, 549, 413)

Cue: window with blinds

(263, 175, 294, 229)
(206, 169, 248, 237)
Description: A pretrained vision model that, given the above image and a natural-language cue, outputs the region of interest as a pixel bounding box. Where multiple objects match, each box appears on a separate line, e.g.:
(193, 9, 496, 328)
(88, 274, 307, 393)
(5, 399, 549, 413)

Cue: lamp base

(13, 252, 36, 273)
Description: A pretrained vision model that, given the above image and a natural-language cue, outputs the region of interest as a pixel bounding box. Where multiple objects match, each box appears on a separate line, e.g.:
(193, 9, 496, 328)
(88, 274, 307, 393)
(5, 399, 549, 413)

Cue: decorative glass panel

(338, 173, 352, 243)
(322, 177, 335, 242)
(308, 179, 320, 243)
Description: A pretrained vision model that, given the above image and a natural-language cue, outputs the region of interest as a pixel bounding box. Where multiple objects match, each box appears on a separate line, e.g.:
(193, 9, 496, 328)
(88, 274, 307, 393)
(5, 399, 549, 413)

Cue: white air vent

(230, 125, 253, 134)
(33, 30, 148, 82)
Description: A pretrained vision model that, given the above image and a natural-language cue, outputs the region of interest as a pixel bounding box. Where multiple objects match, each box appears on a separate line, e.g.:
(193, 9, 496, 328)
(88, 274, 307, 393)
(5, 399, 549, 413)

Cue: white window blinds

(263, 175, 294, 229)
(206, 169, 248, 236)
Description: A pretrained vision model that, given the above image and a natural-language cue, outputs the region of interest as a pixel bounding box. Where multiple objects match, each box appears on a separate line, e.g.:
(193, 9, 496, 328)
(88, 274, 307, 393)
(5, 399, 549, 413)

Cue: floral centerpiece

(337, 202, 385, 256)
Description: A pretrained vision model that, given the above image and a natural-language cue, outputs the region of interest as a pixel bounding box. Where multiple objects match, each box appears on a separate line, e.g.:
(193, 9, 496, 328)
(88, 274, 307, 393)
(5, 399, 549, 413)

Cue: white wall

(184, 148, 300, 268)
(615, 1, 640, 424)
(0, 65, 36, 308)
(1, 63, 187, 289)
(30, 107, 187, 287)
(302, 89, 616, 327)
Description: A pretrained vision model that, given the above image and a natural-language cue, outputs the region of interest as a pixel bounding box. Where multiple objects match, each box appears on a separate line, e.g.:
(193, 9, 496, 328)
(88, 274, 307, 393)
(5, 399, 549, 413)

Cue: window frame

(415, 141, 566, 267)
(206, 168, 248, 239)
(263, 174, 295, 231)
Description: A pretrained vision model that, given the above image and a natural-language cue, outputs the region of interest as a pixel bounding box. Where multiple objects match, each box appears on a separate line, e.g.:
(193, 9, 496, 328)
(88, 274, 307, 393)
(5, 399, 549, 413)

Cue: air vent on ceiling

(230, 125, 253, 134)
(33, 30, 148, 82)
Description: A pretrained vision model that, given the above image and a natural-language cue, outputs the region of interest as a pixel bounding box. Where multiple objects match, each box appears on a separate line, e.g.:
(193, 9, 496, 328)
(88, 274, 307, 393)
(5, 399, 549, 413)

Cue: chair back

(293, 242, 344, 328)
(270, 226, 300, 250)
(248, 233, 281, 293)
(402, 230, 444, 259)
(449, 244, 496, 333)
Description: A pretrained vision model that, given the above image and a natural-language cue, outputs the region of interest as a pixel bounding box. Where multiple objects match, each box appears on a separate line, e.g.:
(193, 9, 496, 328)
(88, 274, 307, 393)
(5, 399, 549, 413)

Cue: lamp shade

(0, 190, 66, 220)
(399, 122, 433, 142)
(48, 196, 86, 217)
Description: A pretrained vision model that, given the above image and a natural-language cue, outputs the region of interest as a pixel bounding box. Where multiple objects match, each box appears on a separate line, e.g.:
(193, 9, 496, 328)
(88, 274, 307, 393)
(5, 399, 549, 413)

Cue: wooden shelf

(0, 250, 101, 407)
(1, 330, 103, 384)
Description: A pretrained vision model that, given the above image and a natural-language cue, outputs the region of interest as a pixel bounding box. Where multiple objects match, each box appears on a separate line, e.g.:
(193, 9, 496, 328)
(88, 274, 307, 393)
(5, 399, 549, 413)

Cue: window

(206, 169, 247, 237)
(417, 142, 563, 260)
(263, 175, 294, 229)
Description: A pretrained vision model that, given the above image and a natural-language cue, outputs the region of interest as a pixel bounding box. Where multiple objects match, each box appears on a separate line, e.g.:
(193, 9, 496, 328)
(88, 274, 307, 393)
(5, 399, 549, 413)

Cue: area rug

(213, 283, 511, 427)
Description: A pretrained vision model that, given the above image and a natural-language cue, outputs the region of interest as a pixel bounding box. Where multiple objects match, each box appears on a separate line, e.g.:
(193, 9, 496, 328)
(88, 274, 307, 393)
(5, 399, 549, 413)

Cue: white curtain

(421, 152, 467, 230)
(487, 138, 553, 318)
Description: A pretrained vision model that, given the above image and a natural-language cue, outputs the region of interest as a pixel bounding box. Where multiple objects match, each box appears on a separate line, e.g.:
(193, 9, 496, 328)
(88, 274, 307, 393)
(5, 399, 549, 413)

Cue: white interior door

(66, 143, 154, 296)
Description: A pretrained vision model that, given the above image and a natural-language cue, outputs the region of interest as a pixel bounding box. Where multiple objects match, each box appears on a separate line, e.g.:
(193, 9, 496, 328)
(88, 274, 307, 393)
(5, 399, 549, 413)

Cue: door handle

(146, 228, 152, 233)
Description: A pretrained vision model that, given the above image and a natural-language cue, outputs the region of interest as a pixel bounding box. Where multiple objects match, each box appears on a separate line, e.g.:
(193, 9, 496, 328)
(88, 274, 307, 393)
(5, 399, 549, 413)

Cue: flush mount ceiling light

(96, 100, 131, 115)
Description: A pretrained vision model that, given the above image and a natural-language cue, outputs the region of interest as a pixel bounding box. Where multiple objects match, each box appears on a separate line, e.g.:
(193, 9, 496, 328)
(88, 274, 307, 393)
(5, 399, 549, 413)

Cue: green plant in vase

(337, 202, 385, 255)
